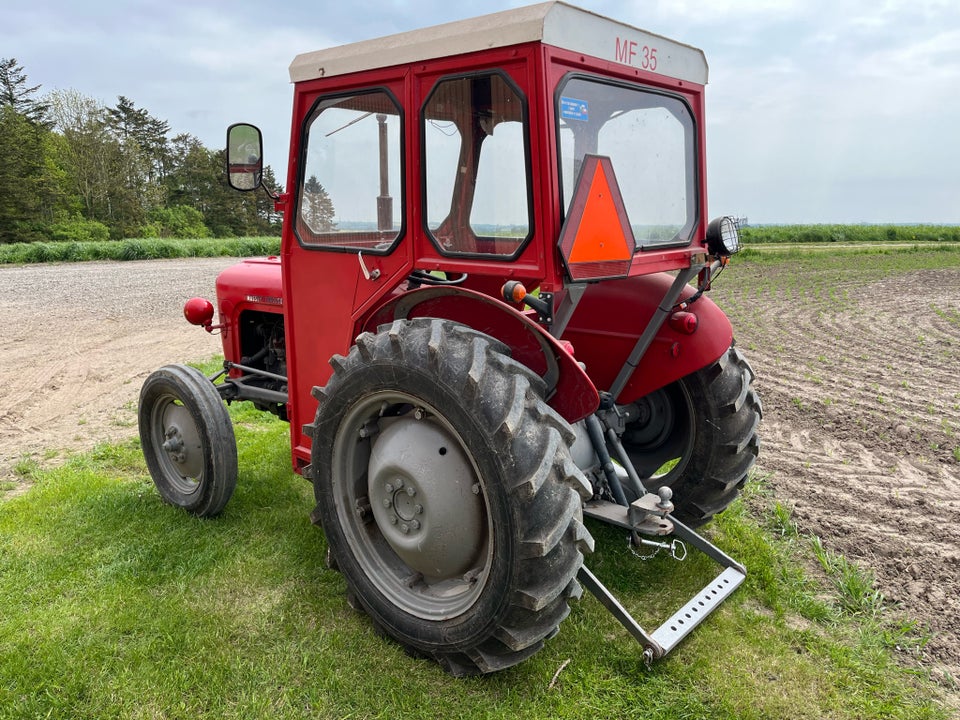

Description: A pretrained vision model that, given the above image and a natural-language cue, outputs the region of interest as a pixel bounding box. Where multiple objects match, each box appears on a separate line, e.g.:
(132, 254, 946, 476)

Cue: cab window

(296, 89, 402, 252)
(557, 76, 697, 248)
(423, 72, 532, 257)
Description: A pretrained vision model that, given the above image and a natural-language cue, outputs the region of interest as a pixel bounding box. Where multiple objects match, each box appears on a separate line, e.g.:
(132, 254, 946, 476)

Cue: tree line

(0, 57, 282, 244)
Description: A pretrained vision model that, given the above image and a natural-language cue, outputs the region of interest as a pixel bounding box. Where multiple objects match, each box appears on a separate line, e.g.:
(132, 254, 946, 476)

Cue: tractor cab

(222, 1, 742, 469)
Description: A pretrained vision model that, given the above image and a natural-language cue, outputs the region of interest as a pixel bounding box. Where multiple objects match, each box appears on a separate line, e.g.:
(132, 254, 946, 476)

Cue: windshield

(557, 76, 697, 248)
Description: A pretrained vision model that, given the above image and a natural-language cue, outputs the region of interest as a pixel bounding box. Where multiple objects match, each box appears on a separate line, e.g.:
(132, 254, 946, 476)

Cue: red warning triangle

(559, 155, 635, 281)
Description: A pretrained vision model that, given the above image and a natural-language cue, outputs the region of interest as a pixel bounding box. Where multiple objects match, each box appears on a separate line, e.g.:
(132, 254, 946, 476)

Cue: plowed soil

(710, 255, 960, 689)
(2, 254, 958, 689)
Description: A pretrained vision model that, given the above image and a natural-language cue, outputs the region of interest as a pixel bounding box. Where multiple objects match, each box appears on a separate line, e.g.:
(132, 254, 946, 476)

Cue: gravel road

(0, 258, 238, 481)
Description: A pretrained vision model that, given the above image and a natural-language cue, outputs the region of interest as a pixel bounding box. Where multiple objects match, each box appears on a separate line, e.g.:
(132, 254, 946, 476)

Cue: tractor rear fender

(363, 287, 600, 424)
(560, 273, 733, 404)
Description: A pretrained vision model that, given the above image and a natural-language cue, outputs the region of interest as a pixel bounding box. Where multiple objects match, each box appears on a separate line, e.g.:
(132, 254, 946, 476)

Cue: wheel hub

(162, 427, 187, 464)
(368, 415, 485, 582)
(625, 390, 675, 450)
(156, 402, 203, 483)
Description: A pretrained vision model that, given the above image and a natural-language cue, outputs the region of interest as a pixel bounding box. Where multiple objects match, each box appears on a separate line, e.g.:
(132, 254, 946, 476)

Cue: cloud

(3, 0, 959, 222)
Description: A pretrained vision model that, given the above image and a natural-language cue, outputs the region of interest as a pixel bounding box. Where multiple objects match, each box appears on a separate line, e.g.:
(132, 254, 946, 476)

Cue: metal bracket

(607, 263, 704, 400)
(578, 515, 746, 663)
(215, 361, 290, 406)
(583, 496, 672, 536)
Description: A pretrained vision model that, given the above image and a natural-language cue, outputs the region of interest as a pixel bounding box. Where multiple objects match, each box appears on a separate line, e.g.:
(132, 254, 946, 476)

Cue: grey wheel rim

(331, 390, 492, 620)
(150, 395, 204, 496)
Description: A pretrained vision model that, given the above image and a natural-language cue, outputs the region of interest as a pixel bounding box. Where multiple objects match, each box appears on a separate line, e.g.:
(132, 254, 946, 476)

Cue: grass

(0, 401, 950, 718)
(2, 225, 959, 266)
(739, 242, 960, 263)
(741, 224, 960, 245)
(0, 236, 280, 264)
(809, 536, 885, 619)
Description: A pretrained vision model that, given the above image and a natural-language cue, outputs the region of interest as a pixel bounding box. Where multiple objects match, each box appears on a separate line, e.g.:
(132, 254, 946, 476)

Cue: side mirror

(226, 123, 264, 191)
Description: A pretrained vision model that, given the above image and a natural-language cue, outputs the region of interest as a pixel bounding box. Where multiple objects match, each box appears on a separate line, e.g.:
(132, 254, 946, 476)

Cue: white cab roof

(289, 2, 708, 85)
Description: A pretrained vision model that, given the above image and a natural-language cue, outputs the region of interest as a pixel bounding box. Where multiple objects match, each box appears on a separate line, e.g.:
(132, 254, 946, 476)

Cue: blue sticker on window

(560, 97, 589, 121)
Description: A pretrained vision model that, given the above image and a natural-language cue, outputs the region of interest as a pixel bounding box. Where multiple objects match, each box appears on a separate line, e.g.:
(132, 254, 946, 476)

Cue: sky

(3, 0, 959, 224)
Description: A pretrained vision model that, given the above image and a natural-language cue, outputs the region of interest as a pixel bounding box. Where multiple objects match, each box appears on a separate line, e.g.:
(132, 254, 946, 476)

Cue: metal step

(650, 566, 745, 655)
(577, 517, 746, 663)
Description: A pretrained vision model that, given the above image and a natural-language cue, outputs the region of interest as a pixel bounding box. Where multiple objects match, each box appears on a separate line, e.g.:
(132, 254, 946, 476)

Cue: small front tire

(139, 364, 238, 517)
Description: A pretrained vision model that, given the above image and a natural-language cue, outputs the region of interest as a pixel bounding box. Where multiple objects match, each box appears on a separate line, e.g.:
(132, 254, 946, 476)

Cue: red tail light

(669, 311, 698, 335)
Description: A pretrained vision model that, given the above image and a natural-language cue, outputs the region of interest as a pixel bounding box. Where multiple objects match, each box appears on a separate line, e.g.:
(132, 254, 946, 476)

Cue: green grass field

(740, 224, 960, 245)
(0, 394, 948, 719)
(0, 236, 280, 264)
(2, 247, 958, 718)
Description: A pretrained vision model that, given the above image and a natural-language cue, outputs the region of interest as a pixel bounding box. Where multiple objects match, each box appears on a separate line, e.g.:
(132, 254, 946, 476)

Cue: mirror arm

(260, 181, 279, 201)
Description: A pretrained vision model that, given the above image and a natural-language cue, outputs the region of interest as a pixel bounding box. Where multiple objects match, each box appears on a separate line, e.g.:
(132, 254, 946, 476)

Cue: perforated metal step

(650, 566, 746, 654)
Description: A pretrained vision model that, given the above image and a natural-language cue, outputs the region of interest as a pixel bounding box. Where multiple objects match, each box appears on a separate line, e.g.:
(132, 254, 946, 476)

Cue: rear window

(557, 76, 698, 248)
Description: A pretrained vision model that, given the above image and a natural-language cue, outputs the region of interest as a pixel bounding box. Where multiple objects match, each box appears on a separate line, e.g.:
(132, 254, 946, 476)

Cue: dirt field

(710, 255, 960, 689)
(0, 258, 234, 481)
(2, 254, 958, 689)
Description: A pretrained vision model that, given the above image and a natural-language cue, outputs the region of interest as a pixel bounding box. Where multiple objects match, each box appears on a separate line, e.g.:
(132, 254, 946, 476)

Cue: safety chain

(629, 532, 687, 561)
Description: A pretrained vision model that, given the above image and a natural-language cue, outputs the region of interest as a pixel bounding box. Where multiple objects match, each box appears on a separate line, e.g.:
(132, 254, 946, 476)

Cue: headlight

(705, 216, 741, 257)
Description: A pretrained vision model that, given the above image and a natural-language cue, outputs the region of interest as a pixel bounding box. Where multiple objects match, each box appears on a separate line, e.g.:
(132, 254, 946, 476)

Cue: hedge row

(741, 224, 960, 244)
(0, 237, 281, 265)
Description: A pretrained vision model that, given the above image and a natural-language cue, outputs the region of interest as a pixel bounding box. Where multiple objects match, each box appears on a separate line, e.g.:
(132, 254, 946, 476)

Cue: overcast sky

(4, 0, 959, 224)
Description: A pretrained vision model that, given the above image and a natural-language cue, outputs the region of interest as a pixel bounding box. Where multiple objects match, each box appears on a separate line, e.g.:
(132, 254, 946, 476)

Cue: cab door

(283, 80, 412, 468)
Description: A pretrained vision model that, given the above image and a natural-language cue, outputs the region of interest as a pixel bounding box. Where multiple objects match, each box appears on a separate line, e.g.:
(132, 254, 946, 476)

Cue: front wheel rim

(150, 395, 204, 495)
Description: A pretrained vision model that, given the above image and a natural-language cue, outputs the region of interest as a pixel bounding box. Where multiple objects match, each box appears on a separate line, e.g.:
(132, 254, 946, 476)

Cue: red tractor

(139, 2, 760, 675)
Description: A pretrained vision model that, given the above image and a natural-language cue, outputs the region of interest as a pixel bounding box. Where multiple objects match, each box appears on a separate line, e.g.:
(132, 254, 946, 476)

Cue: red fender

(363, 287, 600, 424)
(560, 273, 733, 404)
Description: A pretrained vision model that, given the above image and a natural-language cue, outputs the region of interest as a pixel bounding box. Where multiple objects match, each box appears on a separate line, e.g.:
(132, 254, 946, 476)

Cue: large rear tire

(139, 364, 238, 517)
(621, 344, 761, 527)
(309, 318, 594, 675)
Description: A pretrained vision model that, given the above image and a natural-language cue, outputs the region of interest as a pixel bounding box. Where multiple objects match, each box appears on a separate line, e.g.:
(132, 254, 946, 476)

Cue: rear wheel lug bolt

(384, 483, 394, 493)
(383, 498, 392, 508)
(406, 486, 416, 497)
(410, 519, 420, 530)
(400, 524, 410, 534)
(414, 504, 423, 515)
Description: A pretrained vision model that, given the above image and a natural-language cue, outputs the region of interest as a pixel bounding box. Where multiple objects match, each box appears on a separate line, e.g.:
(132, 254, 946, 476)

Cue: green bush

(47, 217, 111, 243)
(146, 205, 211, 239)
